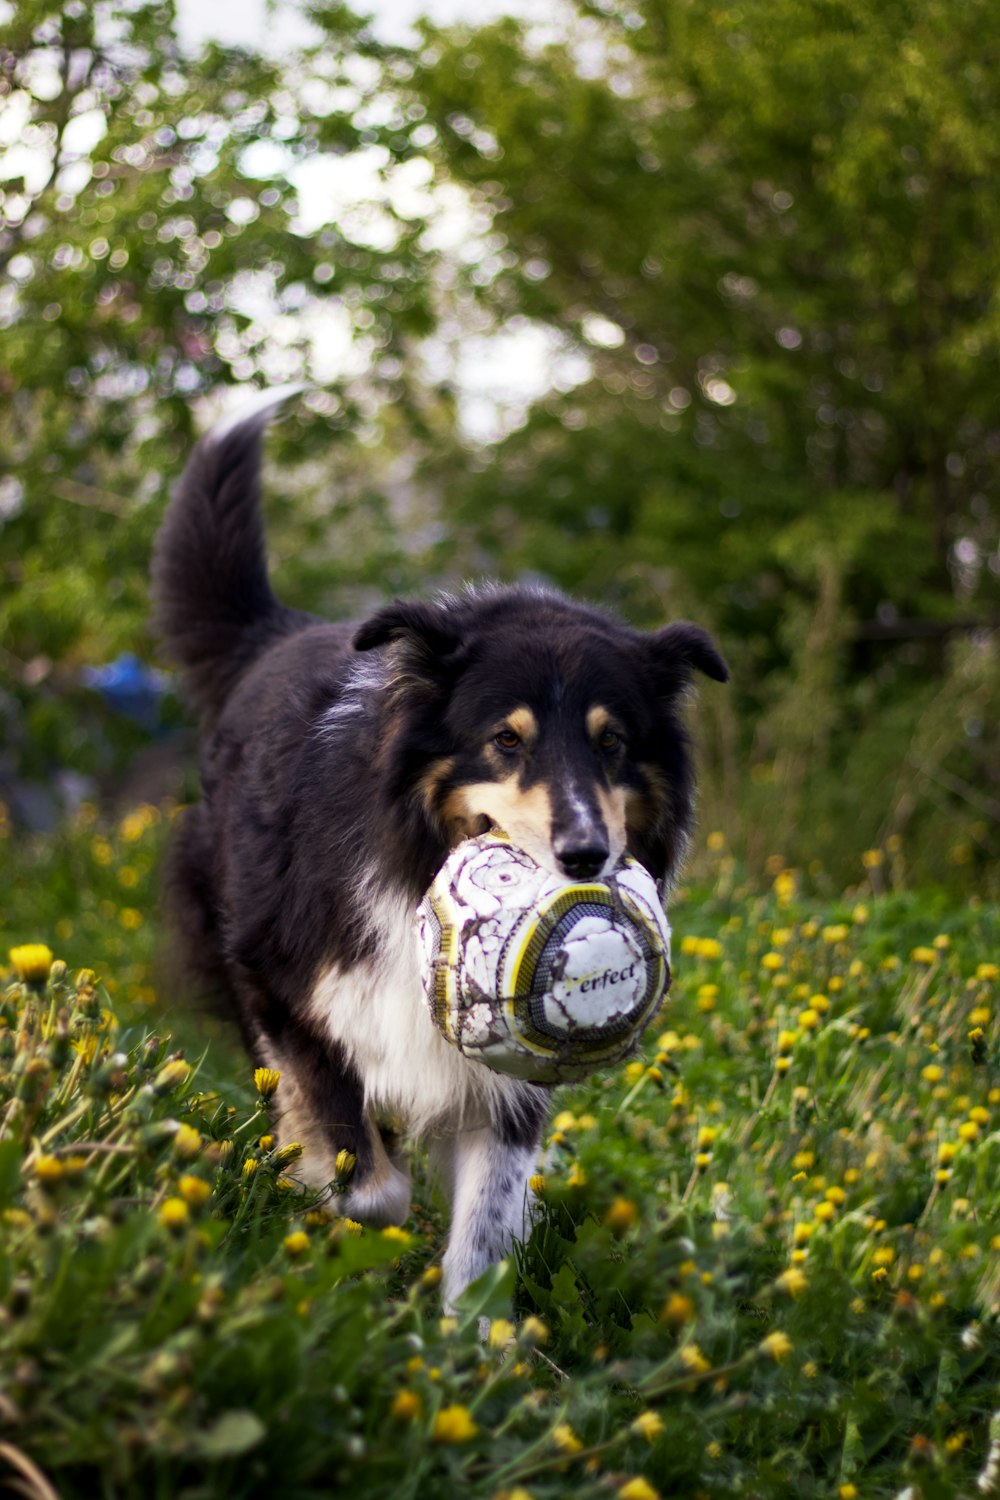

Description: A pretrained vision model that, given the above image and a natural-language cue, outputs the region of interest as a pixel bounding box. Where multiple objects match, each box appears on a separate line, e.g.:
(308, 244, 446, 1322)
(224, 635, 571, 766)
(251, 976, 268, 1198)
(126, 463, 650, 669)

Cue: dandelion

(520, 1316, 549, 1346)
(272, 1141, 303, 1167)
(911, 947, 937, 965)
(697, 938, 723, 960)
(283, 1230, 310, 1257)
(178, 1174, 211, 1207)
(631, 1410, 664, 1442)
(761, 952, 783, 971)
(975, 962, 998, 981)
(390, 1390, 421, 1420)
(153, 1058, 191, 1094)
(382, 1226, 411, 1245)
(604, 1198, 639, 1232)
(334, 1148, 356, 1179)
(552, 1423, 583, 1454)
(433, 1406, 479, 1444)
(678, 1343, 711, 1375)
(797, 1008, 820, 1031)
(9, 944, 53, 986)
(839, 1486, 859, 1499)
(567, 1162, 587, 1188)
(759, 1330, 793, 1362)
(172, 1123, 202, 1161)
(158, 1197, 189, 1232)
(241, 1158, 258, 1181)
(31, 1154, 64, 1184)
(813, 1201, 836, 1224)
(775, 1057, 792, 1075)
(618, 1479, 660, 1500)
(822, 925, 849, 944)
(776, 1267, 808, 1298)
(958, 1120, 980, 1142)
(254, 1067, 281, 1098)
(489, 1318, 516, 1348)
(529, 1173, 547, 1195)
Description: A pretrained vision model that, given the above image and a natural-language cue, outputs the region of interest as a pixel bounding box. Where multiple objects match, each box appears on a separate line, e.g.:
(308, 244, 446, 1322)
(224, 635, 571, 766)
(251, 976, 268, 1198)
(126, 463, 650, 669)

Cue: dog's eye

(598, 728, 623, 751)
(494, 729, 521, 752)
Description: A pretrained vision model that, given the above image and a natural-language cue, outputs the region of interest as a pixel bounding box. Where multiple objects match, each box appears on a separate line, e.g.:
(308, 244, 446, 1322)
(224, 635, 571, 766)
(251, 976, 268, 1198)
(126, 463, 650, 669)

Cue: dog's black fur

(152, 396, 727, 1305)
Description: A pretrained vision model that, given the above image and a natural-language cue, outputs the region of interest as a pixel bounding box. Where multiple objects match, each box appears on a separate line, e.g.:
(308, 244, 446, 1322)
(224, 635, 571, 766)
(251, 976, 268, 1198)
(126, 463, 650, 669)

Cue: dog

(151, 392, 728, 1308)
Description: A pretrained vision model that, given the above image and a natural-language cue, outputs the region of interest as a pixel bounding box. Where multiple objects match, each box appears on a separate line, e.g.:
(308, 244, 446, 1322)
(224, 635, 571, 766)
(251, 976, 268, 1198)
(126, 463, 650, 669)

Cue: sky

(173, 0, 578, 441)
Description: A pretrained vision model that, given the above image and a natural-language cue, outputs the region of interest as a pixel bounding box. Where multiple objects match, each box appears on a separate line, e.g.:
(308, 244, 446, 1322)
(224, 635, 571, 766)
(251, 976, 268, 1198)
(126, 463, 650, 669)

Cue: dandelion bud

(283, 1230, 310, 1257)
(253, 1067, 281, 1099)
(241, 1157, 258, 1180)
(178, 1174, 211, 1208)
(49, 960, 67, 985)
(272, 1141, 303, 1168)
(153, 1058, 191, 1095)
(335, 1148, 356, 1180)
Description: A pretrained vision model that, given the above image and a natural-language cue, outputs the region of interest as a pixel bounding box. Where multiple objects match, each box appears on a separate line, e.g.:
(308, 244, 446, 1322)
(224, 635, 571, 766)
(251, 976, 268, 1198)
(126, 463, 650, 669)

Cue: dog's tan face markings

(441, 779, 555, 865)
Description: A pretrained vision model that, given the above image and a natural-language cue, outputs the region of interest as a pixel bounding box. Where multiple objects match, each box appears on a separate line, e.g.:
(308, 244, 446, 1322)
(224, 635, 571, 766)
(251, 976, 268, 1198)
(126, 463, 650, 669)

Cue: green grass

(1, 807, 998, 1500)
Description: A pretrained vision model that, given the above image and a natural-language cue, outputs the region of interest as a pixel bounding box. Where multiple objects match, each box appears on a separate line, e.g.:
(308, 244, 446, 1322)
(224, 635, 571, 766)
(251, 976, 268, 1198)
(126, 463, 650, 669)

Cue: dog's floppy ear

(353, 599, 461, 659)
(645, 621, 729, 692)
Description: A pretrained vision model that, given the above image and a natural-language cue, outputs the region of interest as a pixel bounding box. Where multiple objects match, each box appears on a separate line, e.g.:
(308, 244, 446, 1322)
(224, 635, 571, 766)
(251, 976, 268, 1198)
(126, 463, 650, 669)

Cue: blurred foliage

(2, 0, 1000, 881)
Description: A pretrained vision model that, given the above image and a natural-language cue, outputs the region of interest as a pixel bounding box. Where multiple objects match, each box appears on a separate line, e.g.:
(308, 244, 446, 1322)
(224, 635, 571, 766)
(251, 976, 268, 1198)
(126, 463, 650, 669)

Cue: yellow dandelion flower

(520, 1315, 549, 1346)
(630, 1410, 664, 1442)
(798, 1008, 820, 1031)
(552, 1423, 583, 1454)
(604, 1198, 639, 1232)
(178, 1174, 211, 1207)
(433, 1405, 478, 1444)
(793, 1222, 814, 1246)
(697, 937, 723, 960)
(529, 1173, 547, 1195)
(975, 962, 998, 981)
(761, 952, 783, 971)
(775, 1057, 792, 1075)
(172, 1123, 202, 1161)
(759, 1330, 793, 1362)
(775, 1267, 808, 1298)
(9, 944, 53, 985)
(822, 925, 849, 944)
(158, 1197, 189, 1231)
(813, 1201, 836, 1224)
(31, 1154, 64, 1184)
(911, 946, 937, 965)
(567, 1162, 587, 1188)
(872, 1247, 895, 1266)
(253, 1067, 281, 1098)
(618, 1479, 660, 1500)
(488, 1318, 516, 1348)
(678, 1343, 711, 1375)
(957, 1120, 980, 1142)
(241, 1158, 258, 1180)
(283, 1231, 310, 1257)
(707, 830, 725, 851)
(391, 1390, 421, 1420)
(839, 1486, 859, 1499)
(381, 1226, 411, 1245)
(153, 1058, 191, 1094)
(922, 1064, 943, 1083)
(272, 1141, 303, 1167)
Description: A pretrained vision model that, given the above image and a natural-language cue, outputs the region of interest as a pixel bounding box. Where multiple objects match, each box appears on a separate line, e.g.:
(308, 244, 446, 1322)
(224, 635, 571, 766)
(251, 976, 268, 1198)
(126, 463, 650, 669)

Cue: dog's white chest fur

(308, 892, 523, 1138)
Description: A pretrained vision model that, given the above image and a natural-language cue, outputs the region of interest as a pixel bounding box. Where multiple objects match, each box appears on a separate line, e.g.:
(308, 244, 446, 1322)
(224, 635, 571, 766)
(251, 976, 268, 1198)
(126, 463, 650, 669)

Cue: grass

(0, 805, 998, 1500)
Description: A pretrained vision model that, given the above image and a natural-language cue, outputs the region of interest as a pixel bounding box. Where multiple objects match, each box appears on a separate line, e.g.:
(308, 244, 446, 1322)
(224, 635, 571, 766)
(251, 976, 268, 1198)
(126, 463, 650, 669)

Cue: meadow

(1, 805, 997, 1500)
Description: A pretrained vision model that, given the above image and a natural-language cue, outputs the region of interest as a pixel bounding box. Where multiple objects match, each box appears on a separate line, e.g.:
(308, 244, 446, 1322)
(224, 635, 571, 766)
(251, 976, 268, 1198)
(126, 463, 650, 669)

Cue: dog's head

(353, 586, 727, 890)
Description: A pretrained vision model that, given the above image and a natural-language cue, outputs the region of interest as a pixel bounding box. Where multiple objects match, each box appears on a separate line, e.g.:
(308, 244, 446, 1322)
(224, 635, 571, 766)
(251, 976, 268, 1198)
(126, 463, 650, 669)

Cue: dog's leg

(258, 1028, 411, 1225)
(437, 1094, 548, 1314)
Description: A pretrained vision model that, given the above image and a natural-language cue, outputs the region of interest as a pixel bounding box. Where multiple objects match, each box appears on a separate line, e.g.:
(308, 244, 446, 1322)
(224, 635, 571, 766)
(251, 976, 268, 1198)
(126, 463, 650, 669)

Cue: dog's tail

(151, 387, 312, 723)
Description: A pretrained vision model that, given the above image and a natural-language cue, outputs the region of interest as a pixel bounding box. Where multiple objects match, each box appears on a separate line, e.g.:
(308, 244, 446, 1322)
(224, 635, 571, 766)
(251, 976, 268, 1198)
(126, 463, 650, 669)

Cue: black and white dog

(152, 393, 727, 1307)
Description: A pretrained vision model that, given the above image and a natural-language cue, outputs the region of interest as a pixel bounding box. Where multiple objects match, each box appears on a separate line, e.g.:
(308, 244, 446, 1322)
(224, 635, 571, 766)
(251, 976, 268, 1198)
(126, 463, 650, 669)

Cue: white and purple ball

(416, 833, 671, 1083)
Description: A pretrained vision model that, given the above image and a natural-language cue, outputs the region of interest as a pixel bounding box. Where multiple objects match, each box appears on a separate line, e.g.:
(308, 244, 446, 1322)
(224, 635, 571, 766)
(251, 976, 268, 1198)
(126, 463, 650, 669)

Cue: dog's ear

(353, 599, 461, 660)
(645, 621, 729, 693)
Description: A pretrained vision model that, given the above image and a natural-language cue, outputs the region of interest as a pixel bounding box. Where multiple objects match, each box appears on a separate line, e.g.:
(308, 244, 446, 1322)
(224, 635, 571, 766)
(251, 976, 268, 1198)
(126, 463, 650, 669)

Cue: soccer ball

(416, 833, 671, 1082)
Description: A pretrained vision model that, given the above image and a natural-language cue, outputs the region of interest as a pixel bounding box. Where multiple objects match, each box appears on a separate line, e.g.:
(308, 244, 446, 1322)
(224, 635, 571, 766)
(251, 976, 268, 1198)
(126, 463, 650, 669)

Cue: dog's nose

(556, 841, 610, 881)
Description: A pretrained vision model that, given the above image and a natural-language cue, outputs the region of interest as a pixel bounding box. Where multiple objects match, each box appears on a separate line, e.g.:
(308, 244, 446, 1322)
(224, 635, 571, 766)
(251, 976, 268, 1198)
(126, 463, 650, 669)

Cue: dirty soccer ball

(416, 832, 671, 1083)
